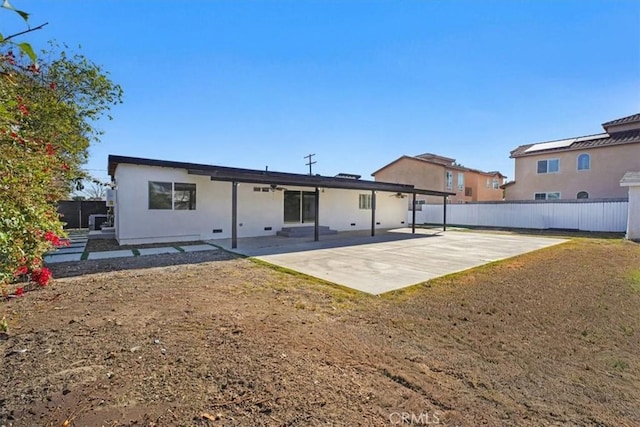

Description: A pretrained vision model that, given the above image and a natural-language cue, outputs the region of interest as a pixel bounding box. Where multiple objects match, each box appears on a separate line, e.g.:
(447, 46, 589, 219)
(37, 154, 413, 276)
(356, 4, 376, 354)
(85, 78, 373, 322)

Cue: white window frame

(457, 172, 464, 191)
(358, 193, 372, 210)
(534, 192, 561, 200)
(148, 181, 196, 210)
(537, 158, 560, 174)
(493, 178, 499, 189)
(577, 153, 590, 171)
(445, 171, 453, 190)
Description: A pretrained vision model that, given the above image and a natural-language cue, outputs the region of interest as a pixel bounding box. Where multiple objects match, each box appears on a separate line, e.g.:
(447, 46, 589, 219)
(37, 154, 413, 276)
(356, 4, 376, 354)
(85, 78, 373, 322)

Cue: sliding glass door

(284, 190, 316, 223)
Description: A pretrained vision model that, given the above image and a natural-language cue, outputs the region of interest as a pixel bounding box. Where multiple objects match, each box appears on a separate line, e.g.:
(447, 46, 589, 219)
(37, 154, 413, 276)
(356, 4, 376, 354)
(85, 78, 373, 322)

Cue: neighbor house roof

(510, 129, 640, 158)
(371, 154, 505, 178)
(108, 155, 455, 197)
(602, 113, 640, 127)
(510, 113, 640, 158)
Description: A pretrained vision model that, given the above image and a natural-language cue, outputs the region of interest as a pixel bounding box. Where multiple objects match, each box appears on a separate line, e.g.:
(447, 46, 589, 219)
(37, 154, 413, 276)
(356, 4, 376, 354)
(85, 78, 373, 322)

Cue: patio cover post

(231, 181, 238, 249)
(371, 190, 376, 237)
(443, 195, 447, 232)
(314, 187, 320, 242)
(412, 193, 416, 233)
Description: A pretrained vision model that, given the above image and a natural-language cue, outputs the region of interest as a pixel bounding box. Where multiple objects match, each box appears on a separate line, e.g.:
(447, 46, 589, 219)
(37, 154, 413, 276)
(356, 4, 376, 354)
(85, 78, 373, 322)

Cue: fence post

(620, 172, 640, 241)
(443, 196, 447, 231)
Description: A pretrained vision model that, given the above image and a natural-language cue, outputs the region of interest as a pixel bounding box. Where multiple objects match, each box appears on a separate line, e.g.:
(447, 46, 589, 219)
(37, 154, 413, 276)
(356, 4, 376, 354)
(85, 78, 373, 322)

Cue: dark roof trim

(108, 155, 455, 197)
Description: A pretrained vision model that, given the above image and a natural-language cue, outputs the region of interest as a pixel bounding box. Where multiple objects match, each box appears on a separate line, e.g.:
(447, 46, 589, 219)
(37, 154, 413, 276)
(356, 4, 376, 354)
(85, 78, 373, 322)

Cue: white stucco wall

(318, 188, 408, 231)
(113, 164, 408, 244)
(114, 164, 232, 244)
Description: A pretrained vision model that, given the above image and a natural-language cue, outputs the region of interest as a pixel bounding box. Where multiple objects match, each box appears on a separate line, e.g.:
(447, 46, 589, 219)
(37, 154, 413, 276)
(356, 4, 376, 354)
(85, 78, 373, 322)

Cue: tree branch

(2, 22, 49, 43)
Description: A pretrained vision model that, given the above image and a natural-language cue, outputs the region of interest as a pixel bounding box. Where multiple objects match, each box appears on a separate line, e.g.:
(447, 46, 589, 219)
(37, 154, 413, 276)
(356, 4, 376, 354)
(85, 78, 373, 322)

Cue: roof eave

(109, 155, 455, 197)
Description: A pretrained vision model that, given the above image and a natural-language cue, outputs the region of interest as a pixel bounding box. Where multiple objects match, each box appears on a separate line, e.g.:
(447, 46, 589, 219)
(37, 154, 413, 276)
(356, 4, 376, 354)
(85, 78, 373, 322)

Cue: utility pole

(304, 153, 316, 175)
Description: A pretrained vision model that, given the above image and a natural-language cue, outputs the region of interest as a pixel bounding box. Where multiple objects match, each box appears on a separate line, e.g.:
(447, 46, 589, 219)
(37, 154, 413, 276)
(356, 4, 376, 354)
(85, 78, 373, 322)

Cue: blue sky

(9, 0, 640, 184)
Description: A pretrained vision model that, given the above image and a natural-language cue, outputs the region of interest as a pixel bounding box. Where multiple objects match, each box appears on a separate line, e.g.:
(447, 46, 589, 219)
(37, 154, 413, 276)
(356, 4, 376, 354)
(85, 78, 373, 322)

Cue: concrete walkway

(216, 228, 567, 295)
(44, 237, 218, 264)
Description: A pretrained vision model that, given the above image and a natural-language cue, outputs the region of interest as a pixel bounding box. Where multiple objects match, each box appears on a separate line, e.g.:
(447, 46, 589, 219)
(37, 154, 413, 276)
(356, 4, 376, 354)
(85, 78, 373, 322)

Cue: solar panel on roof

(523, 138, 576, 153)
(574, 133, 608, 142)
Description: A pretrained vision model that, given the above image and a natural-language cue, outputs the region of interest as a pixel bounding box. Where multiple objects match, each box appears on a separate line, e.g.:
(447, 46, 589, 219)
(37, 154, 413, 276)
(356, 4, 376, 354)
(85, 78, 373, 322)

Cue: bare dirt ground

(1, 238, 639, 426)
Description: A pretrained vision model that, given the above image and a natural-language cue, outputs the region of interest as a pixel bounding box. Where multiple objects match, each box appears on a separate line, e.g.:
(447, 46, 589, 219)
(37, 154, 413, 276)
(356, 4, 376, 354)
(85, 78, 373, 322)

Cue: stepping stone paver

(44, 253, 83, 263)
(49, 246, 86, 255)
(179, 244, 219, 252)
(88, 250, 135, 260)
(137, 247, 179, 256)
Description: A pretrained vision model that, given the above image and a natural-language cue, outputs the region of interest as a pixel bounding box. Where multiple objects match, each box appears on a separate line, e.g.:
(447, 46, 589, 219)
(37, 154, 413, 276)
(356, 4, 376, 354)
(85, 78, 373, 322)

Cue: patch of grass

(629, 270, 640, 292)
(620, 325, 634, 336)
(131, 249, 140, 256)
(612, 360, 629, 371)
(173, 246, 185, 253)
(80, 252, 89, 261)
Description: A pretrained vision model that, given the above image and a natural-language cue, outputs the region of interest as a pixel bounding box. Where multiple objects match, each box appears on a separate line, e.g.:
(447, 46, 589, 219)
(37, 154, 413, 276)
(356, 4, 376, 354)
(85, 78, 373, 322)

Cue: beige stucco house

(504, 113, 640, 201)
(372, 153, 506, 204)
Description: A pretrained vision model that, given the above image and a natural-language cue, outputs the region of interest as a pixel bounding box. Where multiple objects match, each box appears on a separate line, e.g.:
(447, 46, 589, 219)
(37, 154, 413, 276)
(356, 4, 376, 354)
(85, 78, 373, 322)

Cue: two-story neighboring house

(372, 153, 506, 203)
(504, 113, 640, 201)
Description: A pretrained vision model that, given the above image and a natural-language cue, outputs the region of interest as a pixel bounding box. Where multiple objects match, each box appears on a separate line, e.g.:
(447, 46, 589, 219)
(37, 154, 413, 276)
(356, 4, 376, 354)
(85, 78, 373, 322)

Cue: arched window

(577, 153, 590, 170)
(577, 191, 589, 199)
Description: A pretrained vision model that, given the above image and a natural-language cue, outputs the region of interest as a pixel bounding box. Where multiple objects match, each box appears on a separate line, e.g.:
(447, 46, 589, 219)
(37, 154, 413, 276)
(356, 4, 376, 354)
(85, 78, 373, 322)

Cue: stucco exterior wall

(374, 158, 446, 204)
(374, 158, 445, 192)
(114, 164, 407, 245)
(506, 143, 640, 201)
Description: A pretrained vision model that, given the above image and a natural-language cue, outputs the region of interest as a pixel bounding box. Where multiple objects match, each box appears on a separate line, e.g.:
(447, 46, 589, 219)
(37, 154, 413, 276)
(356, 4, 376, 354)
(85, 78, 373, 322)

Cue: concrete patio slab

(44, 253, 83, 264)
(137, 247, 179, 256)
(88, 250, 134, 260)
(179, 244, 219, 252)
(217, 228, 566, 295)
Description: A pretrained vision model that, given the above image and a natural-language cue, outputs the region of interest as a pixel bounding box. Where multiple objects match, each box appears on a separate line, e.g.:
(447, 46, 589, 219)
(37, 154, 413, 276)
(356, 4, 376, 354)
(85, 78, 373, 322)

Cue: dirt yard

(1, 238, 639, 426)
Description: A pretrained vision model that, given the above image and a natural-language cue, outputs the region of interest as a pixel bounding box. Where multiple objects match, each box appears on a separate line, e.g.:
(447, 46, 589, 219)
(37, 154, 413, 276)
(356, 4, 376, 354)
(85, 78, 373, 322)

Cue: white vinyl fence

(411, 199, 628, 232)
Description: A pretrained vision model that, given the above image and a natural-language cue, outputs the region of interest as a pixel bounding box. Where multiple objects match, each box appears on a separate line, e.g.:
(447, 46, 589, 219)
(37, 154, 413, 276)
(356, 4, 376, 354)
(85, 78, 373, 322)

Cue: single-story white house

(107, 155, 454, 247)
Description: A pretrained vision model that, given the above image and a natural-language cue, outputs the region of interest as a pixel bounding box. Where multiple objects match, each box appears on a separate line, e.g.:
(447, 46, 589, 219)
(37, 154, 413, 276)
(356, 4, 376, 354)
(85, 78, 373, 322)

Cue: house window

(486, 178, 490, 188)
(457, 173, 464, 191)
(577, 191, 589, 199)
(577, 153, 590, 170)
(149, 181, 196, 210)
(445, 171, 453, 190)
(465, 187, 473, 197)
(148, 182, 173, 209)
(359, 194, 372, 210)
(534, 192, 561, 200)
(493, 178, 499, 189)
(537, 159, 559, 174)
(174, 183, 196, 210)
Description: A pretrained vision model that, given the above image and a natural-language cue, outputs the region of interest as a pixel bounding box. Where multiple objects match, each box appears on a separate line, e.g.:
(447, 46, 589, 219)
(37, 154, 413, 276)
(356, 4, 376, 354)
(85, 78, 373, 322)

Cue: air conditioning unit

(106, 189, 116, 207)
